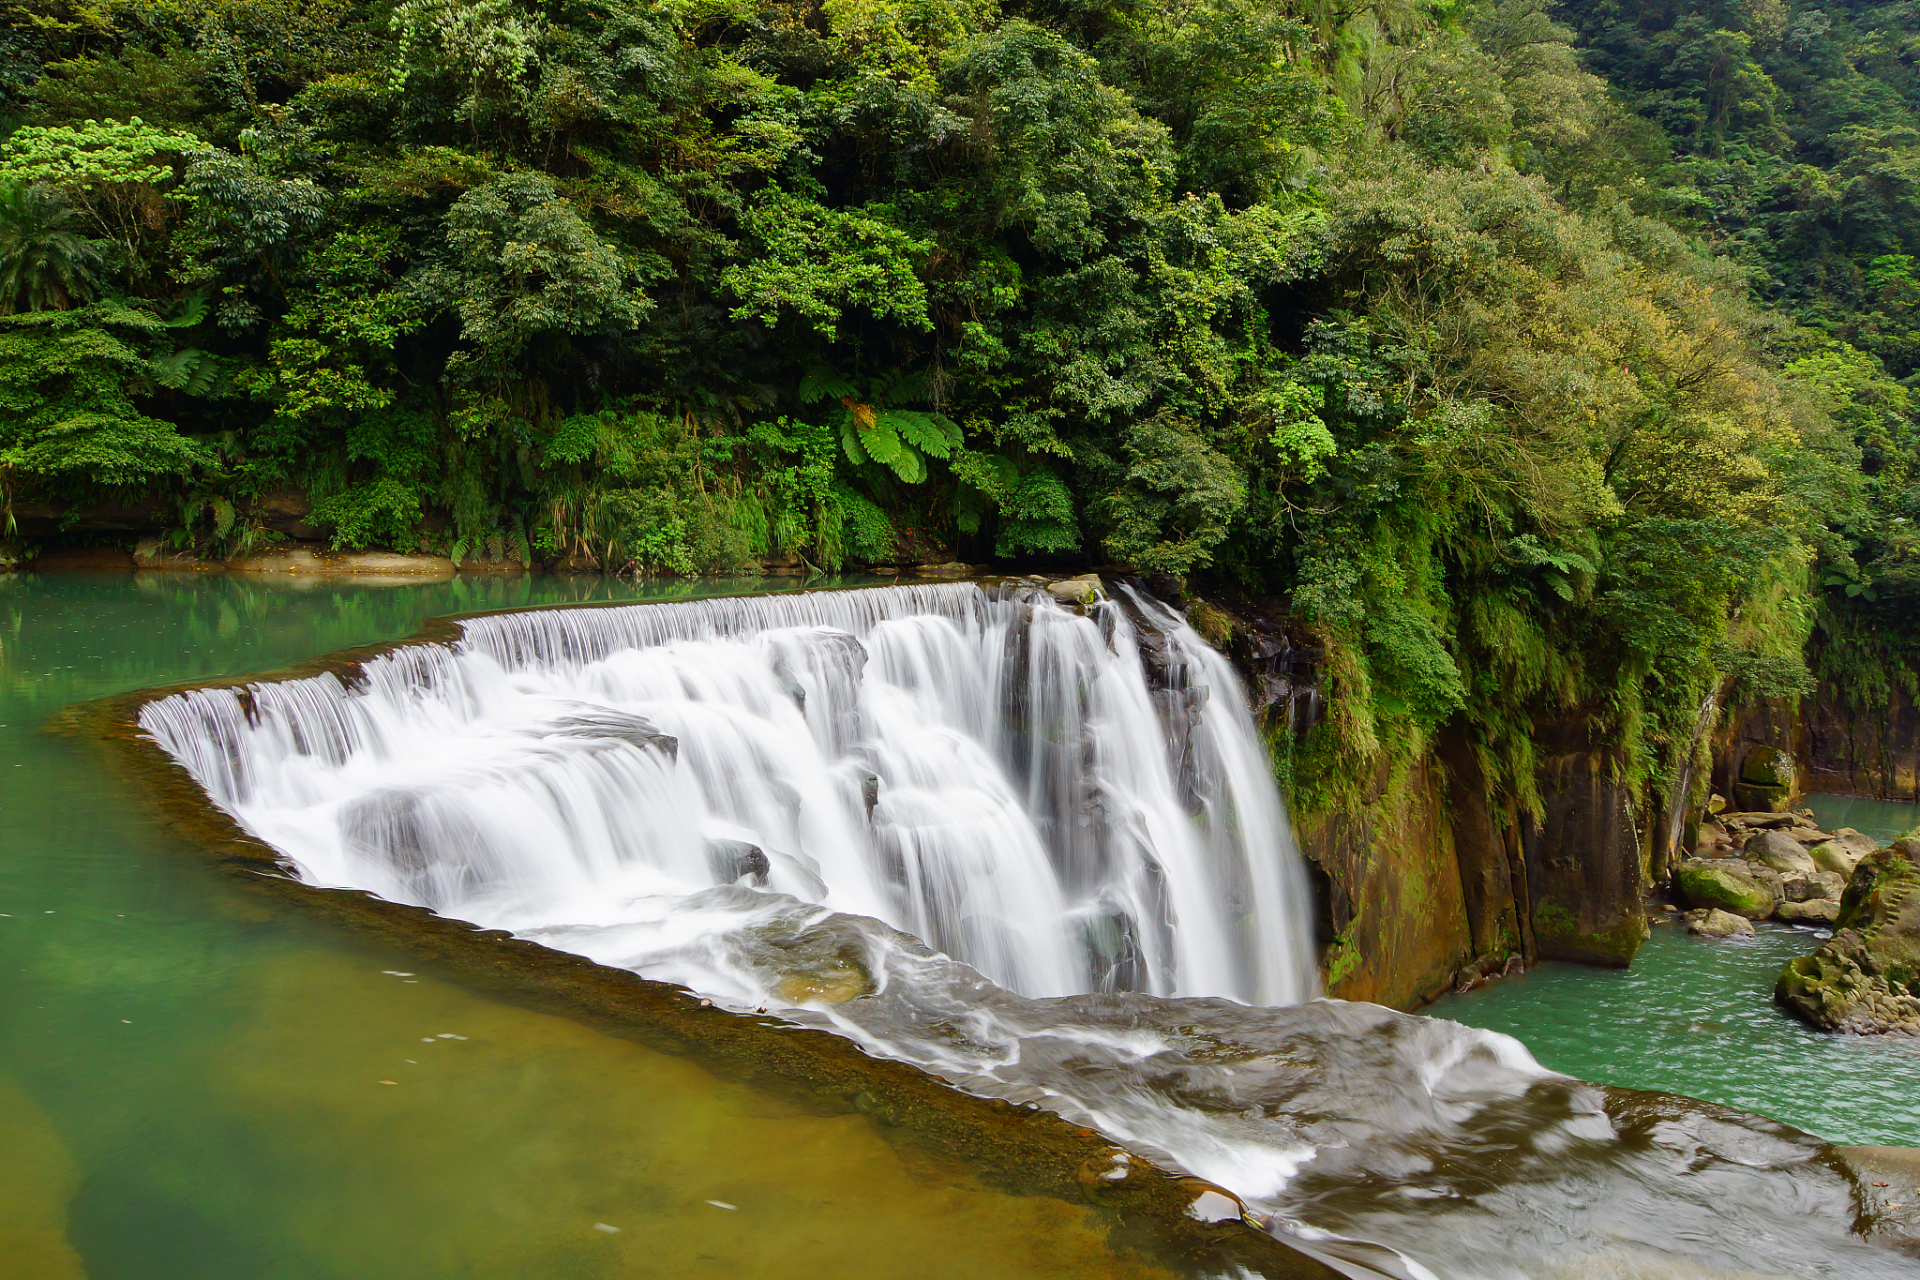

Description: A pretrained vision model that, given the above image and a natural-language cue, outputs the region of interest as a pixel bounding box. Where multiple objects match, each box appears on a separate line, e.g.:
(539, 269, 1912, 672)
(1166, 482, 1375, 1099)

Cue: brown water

(0, 570, 1174, 1280)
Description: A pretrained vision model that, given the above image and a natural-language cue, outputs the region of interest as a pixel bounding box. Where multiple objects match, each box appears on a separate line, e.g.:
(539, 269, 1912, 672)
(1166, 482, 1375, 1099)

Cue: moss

(1675, 865, 1775, 919)
(1530, 896, 1647, 966)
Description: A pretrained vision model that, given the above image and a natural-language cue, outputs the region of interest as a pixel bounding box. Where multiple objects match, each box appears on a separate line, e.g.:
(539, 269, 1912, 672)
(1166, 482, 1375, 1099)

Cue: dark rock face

(1521, 720, 1649, 967)
(1777, 840, 1920, 1035)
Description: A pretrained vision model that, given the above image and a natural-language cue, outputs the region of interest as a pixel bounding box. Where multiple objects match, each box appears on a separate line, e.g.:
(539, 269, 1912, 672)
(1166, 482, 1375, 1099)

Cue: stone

(1685, 908, 1756, 939)
(228, 546, 457, 579)
(1705, 793, 1727, 815)
(1045, 574, 1105, 605)
(1775, 899, 1841, 925)
(1776, 839, 1920, 1034)
(1833, 1146, 1920, 1253)
(1744, 829, 1817, 875)
(1787, 826, 1836, 846)
(706, 839, 770, 887)
(1674, 861, 1777, 919)
(1779, 870, 1848, 903)
(1809, 840, 1864, 878)
(1725, 811, 1796, 830)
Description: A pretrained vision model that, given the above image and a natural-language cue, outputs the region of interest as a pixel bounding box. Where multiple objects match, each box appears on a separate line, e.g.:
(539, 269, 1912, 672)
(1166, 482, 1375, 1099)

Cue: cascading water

(138, 582, 1913, 1280)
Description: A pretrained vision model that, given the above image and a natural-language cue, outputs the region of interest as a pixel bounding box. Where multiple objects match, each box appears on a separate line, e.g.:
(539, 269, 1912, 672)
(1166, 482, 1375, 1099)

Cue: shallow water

(0, 571, 1178, 1280)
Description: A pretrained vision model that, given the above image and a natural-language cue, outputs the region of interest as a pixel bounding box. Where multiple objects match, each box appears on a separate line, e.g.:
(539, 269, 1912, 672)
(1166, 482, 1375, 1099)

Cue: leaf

(799, 367, 856, 403)
(883, 409, 961, 459)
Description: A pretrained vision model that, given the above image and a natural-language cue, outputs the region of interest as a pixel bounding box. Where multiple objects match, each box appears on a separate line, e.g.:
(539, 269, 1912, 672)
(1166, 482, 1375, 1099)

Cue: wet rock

(1745, 829, 1817, 875)
(1685, 908, 1756, 939)
(1045, 574, 1105, 606)
(857, 769, 880, 820)
(1776, 839, 1920, 1034)
(707, 839, 771, 887)
(1776, 899, 1841, 926)
(1675, 860, 1776, 919)
(1779, 870, 1848, 903)
(1833, 1145, 1920, 1253)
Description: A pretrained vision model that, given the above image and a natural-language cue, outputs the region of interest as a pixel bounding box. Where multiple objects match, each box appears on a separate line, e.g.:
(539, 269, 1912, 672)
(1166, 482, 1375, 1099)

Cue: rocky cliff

(1167, 582, 1650, 1010)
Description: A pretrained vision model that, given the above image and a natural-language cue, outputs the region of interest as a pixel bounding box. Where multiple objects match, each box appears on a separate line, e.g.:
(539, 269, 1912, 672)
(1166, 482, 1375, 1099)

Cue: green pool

(1431, 790, 1920, 1147)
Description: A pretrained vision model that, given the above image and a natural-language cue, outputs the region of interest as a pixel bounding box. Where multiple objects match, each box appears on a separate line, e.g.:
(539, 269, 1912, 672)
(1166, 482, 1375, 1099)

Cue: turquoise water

(1805, 791, 1920, 844)
(1432, 921, 1920, 1147)
(0, 571, 1177, 1280)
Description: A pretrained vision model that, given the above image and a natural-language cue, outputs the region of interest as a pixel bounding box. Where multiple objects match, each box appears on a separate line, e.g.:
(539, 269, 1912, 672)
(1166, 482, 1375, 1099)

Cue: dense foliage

(0, 0, 1913, 830)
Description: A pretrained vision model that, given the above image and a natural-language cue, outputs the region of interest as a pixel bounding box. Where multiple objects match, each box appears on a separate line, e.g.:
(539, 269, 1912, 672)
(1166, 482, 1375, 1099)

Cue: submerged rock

(1776, 839, 1920, 1034)
(1674, 860, 1776, 919)
(1685, 908, 1756, 939)
(706, 838, 771, 887)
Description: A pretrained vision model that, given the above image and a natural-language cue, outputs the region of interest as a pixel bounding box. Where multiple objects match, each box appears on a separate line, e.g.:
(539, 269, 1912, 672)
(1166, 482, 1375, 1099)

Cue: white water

(137, 582, 1911, 1280)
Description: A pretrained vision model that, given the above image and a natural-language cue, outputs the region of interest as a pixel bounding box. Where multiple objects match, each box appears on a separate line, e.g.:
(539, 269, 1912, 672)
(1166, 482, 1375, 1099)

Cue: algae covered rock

(1775, 839, 1920, 1034)
(1685, 908, 1756, 939)
(1733, 746, 1797, 813)
(1674, 861, 1776, 919)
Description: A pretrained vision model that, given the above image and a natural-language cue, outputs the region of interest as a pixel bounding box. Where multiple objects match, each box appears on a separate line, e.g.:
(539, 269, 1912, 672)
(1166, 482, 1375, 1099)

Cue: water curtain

(139, 581, 1318, 1007)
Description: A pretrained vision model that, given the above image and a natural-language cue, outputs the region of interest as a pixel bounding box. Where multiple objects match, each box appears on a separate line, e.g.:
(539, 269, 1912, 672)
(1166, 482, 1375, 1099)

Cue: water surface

(1432, 919, 1920, 1147)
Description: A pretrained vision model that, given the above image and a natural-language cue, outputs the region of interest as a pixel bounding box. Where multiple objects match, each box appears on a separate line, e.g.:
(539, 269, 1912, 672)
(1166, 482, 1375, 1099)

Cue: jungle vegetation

(0, 0, 1912, 826)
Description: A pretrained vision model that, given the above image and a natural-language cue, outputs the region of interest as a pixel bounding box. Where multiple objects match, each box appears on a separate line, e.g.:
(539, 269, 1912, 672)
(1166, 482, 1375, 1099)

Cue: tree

(0, 182, 105, 313)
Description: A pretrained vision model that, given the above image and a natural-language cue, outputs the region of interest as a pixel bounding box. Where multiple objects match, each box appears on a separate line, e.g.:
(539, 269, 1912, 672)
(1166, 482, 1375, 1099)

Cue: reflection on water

(1431, 919, 1920, 1147)
(0, 571, 1172, 1280)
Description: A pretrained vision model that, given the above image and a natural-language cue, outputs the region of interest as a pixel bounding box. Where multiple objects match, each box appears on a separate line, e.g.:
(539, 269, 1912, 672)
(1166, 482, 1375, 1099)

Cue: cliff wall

(1174, 584, 1649, 1010)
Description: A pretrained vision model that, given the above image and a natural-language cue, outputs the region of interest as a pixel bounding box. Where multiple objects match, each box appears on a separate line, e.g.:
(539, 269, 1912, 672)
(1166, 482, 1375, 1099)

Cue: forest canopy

(1, 0, 1915, 823)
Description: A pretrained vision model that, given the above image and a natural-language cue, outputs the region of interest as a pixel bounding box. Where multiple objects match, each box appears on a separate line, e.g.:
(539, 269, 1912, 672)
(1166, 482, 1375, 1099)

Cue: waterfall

(134, 580, 1912, 1280)
(140, 581, 1318, 1007)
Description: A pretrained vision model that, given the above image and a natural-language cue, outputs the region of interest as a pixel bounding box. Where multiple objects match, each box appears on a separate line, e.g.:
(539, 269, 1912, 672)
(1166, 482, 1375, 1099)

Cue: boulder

(1776, 839, 1920, 1034)
(1685, 908, 1756, 939)
(1776, 899, 1841, 925)
(1674, 861, 1777, 919)
(1809, 840, 1864, 878)
(1744, 829, 1817, 875)
(1779, 870, 1848, 903)
(1045, 574, 1105, 605)
(706, 839, 771, 887)
(1834, 827, 1879, 857)
(1705, 793, 1727, 815)
(1734, 746, 1798, 813)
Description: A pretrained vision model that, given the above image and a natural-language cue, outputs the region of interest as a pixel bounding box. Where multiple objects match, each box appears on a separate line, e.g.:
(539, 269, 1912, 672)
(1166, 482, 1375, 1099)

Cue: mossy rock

(1740, 745, 1795, 788)
(1732, 781, 1794, 814)
(1776, 840, 1920, 1034)
(1674, 863, 1776, 919)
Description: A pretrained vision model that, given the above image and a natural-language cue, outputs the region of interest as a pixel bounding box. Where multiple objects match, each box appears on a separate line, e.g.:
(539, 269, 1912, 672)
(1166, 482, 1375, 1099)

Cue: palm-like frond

(0, 182, 107, 315)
